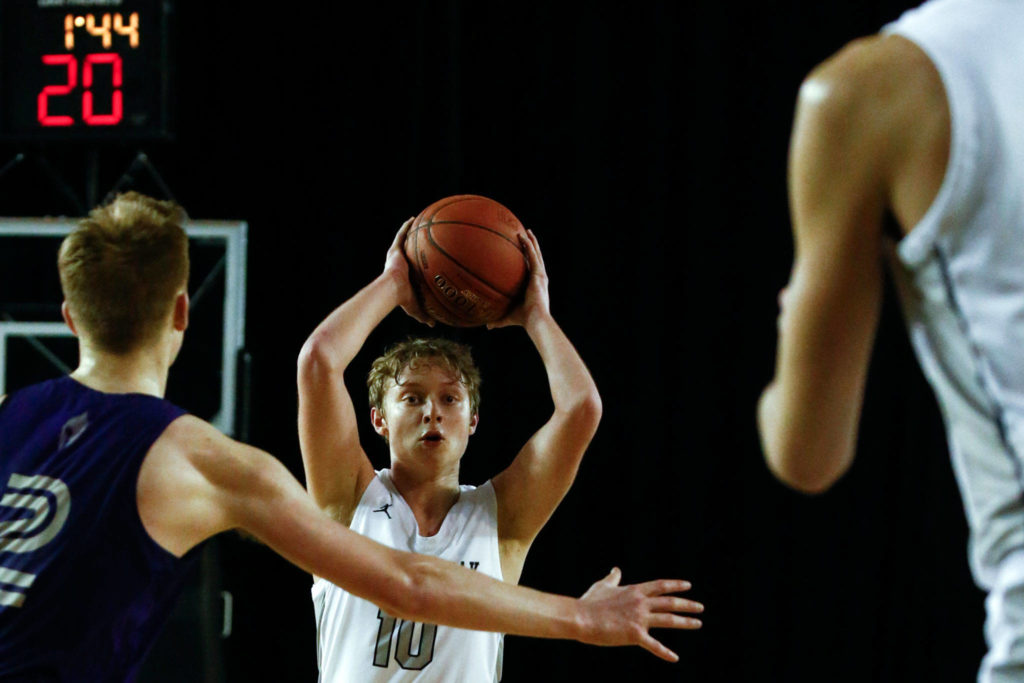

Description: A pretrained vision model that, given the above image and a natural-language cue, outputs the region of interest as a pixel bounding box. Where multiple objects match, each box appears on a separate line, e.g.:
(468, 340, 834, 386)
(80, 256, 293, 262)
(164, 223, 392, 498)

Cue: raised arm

(490, 230, 602, 581)
(757, 39, 900, 494)
(297, 219, 430, 522)
(138, 416, 702, 662)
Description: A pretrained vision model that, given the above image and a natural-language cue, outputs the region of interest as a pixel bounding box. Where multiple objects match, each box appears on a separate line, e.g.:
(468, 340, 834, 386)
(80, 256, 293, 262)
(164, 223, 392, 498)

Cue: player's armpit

(137, 415, 255, 556)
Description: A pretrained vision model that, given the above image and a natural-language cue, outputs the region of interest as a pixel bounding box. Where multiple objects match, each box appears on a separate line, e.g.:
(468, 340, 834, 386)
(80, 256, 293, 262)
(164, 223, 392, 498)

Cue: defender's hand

(577, 568, 703, 662)
(383, 218, 434, 327)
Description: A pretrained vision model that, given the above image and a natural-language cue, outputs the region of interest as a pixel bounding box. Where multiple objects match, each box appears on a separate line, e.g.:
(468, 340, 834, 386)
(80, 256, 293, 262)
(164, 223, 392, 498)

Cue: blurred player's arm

(297, 218, 430, 523)
(757, 40, 893, 494)
(490, 230, 603, 582)
(139, 415, 702, 661)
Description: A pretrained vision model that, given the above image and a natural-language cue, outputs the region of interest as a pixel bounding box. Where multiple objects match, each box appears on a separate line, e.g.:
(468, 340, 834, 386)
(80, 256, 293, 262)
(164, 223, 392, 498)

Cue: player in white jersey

(757, 0, 1024, 680)
(313, 470, 504, 681)
(299, 222, 704, 681)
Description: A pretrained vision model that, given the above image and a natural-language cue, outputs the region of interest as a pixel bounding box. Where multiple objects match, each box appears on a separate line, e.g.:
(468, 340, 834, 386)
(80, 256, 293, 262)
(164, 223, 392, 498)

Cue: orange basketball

(404, 195, 528, 327)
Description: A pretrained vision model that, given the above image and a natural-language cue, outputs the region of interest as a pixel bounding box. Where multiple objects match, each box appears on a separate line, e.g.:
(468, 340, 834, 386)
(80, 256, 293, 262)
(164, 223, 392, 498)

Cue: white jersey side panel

(883, 0, 1024, 590)
(313, 470, 504, 682)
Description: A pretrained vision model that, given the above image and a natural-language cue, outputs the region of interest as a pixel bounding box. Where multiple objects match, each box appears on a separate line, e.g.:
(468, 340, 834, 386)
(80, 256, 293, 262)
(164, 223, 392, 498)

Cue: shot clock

(0, 0, 172, 141)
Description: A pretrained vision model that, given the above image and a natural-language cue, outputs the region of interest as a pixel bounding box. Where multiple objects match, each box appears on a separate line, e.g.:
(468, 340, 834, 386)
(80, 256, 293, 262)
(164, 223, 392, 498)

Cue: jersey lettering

(0, 473, 72, 608)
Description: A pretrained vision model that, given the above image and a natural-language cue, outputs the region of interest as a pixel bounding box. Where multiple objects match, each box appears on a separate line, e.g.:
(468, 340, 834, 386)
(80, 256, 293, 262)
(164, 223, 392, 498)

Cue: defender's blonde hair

(58, 192, 189, 354)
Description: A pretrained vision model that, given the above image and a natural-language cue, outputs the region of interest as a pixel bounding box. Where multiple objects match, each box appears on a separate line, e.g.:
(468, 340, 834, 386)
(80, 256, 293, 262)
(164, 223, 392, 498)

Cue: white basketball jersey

(312, 470, 504, 682)
(883, 0, 1024, 590)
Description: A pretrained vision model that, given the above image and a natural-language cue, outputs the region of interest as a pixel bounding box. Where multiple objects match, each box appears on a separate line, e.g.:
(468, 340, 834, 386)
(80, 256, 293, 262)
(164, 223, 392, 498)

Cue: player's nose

(421, 399, 442, 423)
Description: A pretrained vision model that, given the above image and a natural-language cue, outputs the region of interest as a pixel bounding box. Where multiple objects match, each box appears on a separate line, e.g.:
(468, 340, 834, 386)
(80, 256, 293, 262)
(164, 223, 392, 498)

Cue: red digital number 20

(38, 53, 123, 127)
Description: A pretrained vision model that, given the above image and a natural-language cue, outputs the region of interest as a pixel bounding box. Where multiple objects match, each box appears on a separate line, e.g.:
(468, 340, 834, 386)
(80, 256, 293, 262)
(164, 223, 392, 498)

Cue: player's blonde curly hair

(367, 337, 482, 418)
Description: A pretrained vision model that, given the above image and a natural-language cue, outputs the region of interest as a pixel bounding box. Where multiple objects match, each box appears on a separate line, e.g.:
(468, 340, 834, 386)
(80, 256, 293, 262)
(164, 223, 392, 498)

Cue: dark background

(0, 1, 987, 681)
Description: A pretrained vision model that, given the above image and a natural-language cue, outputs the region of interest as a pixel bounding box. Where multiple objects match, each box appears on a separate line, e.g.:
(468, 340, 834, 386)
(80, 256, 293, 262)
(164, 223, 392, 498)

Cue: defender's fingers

(638, 579, 692, 596)
(649, 596, 704, 614)
(639, 633, 679, 663)
(647, 613, 703, 630)
(603, 567, 622, 587)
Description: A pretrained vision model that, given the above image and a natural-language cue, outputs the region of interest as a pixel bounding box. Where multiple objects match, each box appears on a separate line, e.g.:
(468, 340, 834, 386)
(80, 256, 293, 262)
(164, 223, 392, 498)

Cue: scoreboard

(0, 0, 172, 141)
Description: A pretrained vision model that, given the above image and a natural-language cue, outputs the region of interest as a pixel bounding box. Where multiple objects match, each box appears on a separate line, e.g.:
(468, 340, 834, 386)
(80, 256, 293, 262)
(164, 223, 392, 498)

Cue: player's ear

(173, 292, 189, 332)
(468, 413, 479, 436)
(371, 406, 388, 438)
(61, 301, 78, 337)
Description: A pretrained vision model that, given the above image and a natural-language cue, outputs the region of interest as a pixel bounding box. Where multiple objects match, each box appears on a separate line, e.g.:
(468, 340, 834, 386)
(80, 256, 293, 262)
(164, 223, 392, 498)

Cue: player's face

(376, 363, 478, 467)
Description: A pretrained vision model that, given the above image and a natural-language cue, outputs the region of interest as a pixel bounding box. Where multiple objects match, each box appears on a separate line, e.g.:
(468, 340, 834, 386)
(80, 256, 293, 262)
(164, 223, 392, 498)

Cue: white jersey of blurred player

(757, 0, 1024, 680)
(313, 470, 503, 682)
(884, 2, 1024, 679)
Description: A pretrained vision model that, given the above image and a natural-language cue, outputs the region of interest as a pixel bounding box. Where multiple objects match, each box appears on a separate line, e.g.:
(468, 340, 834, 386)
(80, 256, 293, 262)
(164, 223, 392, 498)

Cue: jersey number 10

(374, 609, 437, 670)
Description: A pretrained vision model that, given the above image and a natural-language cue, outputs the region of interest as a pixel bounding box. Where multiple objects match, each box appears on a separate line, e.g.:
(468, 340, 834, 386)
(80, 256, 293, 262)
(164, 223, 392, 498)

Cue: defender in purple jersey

(0, 378, 189, 681)
(0, 192, 701, 682)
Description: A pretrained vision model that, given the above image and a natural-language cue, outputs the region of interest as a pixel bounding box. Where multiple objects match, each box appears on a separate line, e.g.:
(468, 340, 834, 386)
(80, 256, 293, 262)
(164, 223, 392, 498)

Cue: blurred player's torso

(885, 0, 1024, 591)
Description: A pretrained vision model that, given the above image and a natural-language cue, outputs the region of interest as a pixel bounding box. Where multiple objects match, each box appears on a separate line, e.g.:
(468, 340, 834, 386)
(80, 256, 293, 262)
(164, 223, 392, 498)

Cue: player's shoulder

(804, 35, 937, 118)
(146, 413, 270, 494)
(795, 34, 943, 175)
(152, 414, 232, 459)
(158, 412, 217, 438)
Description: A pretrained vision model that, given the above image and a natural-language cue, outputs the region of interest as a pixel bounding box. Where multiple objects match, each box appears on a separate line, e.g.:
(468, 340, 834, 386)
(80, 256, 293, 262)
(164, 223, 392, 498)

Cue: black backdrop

(0, 1, 987, 681)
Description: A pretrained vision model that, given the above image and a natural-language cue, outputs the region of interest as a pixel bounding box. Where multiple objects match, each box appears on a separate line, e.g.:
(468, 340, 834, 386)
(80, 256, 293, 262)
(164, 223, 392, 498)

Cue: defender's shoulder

(150, 414, 230, 460)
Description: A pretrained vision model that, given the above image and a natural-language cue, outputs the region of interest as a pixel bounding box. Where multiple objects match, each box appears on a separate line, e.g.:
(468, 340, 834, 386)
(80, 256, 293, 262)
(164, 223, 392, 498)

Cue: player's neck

(71, 341, 170, 398)
(389, 464, 461, 537)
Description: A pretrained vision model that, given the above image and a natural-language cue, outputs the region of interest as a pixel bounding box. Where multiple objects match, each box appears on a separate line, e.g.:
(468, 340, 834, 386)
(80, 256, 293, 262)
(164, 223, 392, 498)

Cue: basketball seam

(422, 226, 526, 299)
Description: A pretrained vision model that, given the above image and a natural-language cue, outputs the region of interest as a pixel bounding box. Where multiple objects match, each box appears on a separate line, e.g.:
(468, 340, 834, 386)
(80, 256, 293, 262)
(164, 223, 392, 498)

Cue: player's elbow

(757, 387, 849, 495)
(759, 426, 851, 494)
(297, 333, 342, 384)
(764, 449, 846, 495)
(574, 389, 603, 435)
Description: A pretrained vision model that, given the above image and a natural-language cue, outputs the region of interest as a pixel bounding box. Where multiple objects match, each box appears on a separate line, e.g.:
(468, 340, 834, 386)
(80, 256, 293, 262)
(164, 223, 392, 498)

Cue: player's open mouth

(420, 432, 443, 442)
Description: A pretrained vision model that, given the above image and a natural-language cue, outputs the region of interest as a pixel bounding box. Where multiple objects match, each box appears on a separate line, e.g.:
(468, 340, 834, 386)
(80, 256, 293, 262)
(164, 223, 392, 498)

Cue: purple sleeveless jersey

(0, 377, 199, 682)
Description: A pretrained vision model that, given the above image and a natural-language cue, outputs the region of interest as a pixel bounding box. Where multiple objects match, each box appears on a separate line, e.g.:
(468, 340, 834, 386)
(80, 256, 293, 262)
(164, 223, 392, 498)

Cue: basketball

(404, 194, 529, 327)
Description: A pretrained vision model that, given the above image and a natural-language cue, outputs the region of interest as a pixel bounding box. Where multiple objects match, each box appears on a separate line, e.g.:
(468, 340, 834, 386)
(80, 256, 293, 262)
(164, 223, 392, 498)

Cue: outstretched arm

(139, 416, 702, 662)
(491, 230, 602, 581)
(297, 219, 431, 522)
(757, 41, 893, 494)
